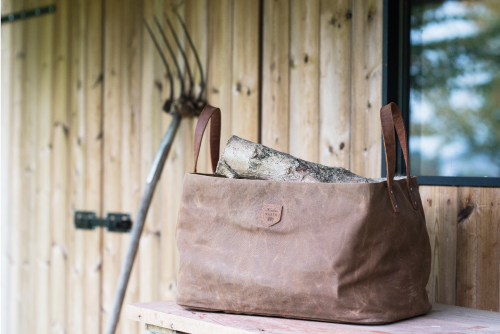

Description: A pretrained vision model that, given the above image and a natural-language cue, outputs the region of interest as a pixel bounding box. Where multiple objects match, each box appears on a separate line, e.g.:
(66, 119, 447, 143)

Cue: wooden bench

(126, 301, 500, 333)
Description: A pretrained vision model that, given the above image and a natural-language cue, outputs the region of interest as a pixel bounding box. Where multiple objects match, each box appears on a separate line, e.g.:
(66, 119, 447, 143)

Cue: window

(383, 0, 500, 186)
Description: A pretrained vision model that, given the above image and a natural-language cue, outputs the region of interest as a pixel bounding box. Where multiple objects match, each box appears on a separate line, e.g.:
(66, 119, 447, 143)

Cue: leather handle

(193, 105, 221, 174)
(380, 103, 418, 213)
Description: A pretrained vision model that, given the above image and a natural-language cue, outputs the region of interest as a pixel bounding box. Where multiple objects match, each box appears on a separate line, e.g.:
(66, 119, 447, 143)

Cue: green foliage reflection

(410, 0, 500, 177)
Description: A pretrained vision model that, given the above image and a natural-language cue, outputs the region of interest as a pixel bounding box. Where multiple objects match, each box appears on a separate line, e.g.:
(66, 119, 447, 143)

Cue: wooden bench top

(126, 301, 500, 334)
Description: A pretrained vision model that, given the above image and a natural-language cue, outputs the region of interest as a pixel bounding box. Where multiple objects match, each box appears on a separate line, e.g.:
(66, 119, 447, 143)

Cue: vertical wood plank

(1, 1, 14, 333)
(101, 3, 123, 327)
(261, 0, 290, 153)
(289, 0, 320, 162)
(9, 0, 27, 332)
(457, 187, 500, 312)
(421, 186, 458, 305)
(438, 186, 458, 305)
(121, 3, 143, 334)
(139, 0, 162, 323)
(475, 188, 499, 312)
(477, 188, 500, 312)
(51, 0, 70, 332)
(231, 0, 260, 143)
(83, 0, 104, 331)
(420, 186, 437, 300)
(350, 0, 383, 178)
(35, 5, 54, 334)
(319, 0, 351, 168)
(207, 0, 233, 150)
(102, 0, 143, 333)
(457, 187, 480, 309)
(68, 1, 86, 332)
(25, 0, 41, 332)
(68, 0, 104, 333)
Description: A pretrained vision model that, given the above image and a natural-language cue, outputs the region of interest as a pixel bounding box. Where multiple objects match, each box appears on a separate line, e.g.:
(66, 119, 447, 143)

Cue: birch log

(216, 136, 378, 183)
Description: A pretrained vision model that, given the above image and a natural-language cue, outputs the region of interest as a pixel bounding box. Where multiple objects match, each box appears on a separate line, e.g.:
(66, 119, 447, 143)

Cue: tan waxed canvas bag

(175, 103, 432, 324)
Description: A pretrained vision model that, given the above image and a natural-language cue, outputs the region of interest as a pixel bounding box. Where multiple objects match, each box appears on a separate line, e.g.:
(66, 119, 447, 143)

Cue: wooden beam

(102, 0, 123, 328)
(83, 0, 104, 331)
(10, 0, 31, 332)
(231, 0, 260, 143)
(350, 0, 383, 178)
(289, 0, 320, 163)
(420, 185, 457, 305)
(457, 187, 500, 312)
(261, 0, 290, 153)
(319, 0, 351, 169)
(127, 301, 500, 334)
(35, 4, 54, 333)
(67, 0, 104, 333)
(1, 1, 15, 333)
(207, 0, 233, 151)
(51, 0, 70, 332)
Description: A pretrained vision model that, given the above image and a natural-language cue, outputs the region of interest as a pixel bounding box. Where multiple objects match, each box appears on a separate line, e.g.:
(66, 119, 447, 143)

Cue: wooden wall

(421, 186, 500, 311)
(1, 0, 499, 333)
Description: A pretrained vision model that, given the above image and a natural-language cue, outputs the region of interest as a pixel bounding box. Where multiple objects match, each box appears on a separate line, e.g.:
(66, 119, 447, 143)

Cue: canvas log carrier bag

(175, 102, 432, 324)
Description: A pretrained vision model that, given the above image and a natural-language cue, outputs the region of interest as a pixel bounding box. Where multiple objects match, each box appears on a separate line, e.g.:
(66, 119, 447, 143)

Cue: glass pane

(409, 0, 500, 177)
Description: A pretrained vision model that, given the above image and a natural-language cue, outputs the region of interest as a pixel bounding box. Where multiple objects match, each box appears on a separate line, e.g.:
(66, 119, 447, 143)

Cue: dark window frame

(381, 0, 500, 187)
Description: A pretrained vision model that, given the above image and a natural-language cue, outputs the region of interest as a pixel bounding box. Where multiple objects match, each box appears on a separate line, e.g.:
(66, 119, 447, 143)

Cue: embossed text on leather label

(261, 204, 283, 227)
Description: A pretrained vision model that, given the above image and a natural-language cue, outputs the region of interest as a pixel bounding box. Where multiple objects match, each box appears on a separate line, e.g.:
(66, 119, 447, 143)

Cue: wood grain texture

(350, 0, 383, 178)
(261, 0, 290, 153)
(101, 0, 143, 333)
(8, 5, 25, 328)
(207, 0, 233, 151)
(127, 301, 500, 334)
(83, 0, 104, 331)
(420, 186, 458, 305)
(35, 5, 54, 334)
(102, 0, 124, 328)
(319, 0, 351, 169)
(11, 0, 34, 332)
(289, 0, 320, 163)
(68, 1, 86, 332)
(138, 0, 162, 322)
(457, 187, 500, 312)
(67, 0, 103, 333)
(50, 0, 70, 332)
(0, 1, 14, 333)
(27, 2, 42, 333)
(231, 0, 260, 143)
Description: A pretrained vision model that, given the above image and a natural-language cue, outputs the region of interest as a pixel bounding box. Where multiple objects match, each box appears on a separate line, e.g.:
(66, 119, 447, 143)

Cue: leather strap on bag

(380, 103, 418, 213)
(193, 105, 221, 173)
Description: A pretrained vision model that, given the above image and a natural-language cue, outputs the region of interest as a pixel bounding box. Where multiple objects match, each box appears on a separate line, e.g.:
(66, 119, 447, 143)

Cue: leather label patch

(261, 204, 283, 227)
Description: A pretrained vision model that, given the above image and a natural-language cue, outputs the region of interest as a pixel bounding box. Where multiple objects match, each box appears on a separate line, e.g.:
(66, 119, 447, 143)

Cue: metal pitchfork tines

(105, 13, 206, 334)
(143, 13, 206, 116)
